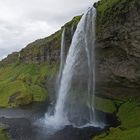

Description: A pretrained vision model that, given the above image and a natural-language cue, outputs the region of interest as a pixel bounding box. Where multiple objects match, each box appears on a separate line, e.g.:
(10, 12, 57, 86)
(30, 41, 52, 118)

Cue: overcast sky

(0, 0, 98, 60)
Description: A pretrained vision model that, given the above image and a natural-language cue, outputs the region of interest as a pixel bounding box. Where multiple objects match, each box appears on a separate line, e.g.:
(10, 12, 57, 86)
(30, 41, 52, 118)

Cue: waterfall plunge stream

(44, 7, 102, 130)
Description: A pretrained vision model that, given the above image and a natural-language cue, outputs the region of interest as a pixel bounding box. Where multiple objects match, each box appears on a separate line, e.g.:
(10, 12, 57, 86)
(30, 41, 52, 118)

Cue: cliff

(0, 0, 140, 139)
(95, 0, 140, 101)
(93, 0, 140, 139)
(0, 16, 81, 66)
(0, 16, 81, 107)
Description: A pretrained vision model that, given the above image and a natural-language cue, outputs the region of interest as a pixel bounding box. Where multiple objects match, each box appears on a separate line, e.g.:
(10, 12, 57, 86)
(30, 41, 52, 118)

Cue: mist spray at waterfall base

(39, 7, 105, 131)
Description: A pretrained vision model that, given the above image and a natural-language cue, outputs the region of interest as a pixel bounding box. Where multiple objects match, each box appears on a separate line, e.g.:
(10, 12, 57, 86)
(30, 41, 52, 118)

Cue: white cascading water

(44, 27, 68, 130)
(58, 28, 66, 83)
(44, 7, 102, 130)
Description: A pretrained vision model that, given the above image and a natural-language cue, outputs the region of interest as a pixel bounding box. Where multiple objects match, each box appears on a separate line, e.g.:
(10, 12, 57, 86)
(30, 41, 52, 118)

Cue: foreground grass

(94, 96, 117, 113)
(93, 101, 140, 140)
(0, 129, 9, 140)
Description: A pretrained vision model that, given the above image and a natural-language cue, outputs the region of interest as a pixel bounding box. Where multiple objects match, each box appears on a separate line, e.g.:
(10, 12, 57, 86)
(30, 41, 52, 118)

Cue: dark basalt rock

(95, 0, 140, 100)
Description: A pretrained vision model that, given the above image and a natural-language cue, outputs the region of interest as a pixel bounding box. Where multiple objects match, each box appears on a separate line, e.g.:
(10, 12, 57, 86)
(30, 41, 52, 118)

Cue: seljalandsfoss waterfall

(44, 7, 103, 130)
(0, 0, 138, 139)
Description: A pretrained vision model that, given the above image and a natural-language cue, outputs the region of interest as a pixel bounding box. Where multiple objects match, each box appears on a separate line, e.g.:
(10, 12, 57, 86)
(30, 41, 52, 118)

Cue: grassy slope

(0, 15, 81, 108)
(0, 129, 9, 140)
(93, 100, 140, 140)
(0, 61, 58, 107)
(94, 96, 117, 113)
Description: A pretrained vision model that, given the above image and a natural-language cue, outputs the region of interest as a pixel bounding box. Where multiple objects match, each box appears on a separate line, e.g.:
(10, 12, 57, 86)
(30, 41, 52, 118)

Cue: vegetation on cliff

(0, 61, 58, 107)
(0, 0, 139, 139)
(93, 100, 140, 140)
(95, 0, 140, 100)
(0, 128, 9, 140)
(96, 0, 139, 39)
(93, 0, 140, 139)
(0, 15, 80, 107)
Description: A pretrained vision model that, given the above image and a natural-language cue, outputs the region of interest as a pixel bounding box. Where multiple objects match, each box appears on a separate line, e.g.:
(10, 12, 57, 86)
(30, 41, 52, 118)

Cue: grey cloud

(0, 0, 99, 60)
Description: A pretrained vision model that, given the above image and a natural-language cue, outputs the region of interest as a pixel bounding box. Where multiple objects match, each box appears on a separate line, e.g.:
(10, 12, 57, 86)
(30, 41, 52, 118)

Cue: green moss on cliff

(20, 30, 62, 59)
(12, 15, 81, 65)
(96, 0, 138, 39)
(94, 96, 116, 113)
(118, 102, 140, 128)
(0, 52, 19, 67)
(64, 15, 81, 29)
(0, 12, 81, 107)
(97, 0, 128, 14)
(93, 101, 140, 140)
(0, 62, 58, 107)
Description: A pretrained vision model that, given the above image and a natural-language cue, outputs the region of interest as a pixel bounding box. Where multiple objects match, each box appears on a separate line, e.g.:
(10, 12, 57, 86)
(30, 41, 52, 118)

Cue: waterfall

(44, 7, 101, 129)
(58, 28, 66, 83)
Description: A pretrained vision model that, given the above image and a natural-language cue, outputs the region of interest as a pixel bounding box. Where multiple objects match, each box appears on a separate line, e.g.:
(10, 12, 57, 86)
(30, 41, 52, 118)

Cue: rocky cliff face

(94, 2, 140, 139)
(0, 0, 139, 104)
(19, 16, 80, 65)
(95, 0, 140, 100)
(0, 0, 139, 139)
